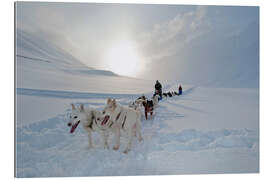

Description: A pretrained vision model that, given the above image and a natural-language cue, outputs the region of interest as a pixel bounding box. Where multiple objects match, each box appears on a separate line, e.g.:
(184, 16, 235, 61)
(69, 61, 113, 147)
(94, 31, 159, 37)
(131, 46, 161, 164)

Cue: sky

(16, 2, 259, 85)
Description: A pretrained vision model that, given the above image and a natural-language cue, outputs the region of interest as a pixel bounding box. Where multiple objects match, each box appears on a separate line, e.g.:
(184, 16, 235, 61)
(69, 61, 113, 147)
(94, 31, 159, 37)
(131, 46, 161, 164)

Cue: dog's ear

(142, 101, 146, 107)
(112, 99, 116, 107)
(71, 104, 75, 110)
(107, 98, 112, 104)
(79, 104, 84, 112)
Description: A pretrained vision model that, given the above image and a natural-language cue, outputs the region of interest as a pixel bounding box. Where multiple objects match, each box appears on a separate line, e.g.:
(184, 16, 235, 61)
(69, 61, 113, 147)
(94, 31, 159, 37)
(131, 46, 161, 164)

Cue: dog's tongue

(70, 121, 80, 133)
(101, 115, 110, 126)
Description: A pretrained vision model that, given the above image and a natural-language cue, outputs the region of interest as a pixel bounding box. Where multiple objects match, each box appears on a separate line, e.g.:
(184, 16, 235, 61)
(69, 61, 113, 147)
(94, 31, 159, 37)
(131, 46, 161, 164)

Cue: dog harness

(122, 115, 127, 128)
(114, 109, 127, 129)
(115, 111, 121, 121)
(88, 120, 93, 129)
(108, 121, 114, 128)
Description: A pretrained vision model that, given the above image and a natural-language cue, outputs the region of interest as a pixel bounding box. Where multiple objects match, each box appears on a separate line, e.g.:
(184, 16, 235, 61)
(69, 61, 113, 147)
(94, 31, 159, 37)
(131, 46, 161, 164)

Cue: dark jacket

(155, 82, 162, 90)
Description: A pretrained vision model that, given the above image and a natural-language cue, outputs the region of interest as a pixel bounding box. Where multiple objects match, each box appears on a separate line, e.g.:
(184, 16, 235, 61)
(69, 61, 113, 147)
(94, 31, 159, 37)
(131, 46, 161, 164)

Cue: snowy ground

(16, 85, 259, 177)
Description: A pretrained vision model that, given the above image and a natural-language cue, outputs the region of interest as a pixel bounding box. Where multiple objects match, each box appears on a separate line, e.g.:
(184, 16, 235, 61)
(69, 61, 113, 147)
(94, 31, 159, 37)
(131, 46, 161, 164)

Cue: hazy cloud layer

(16, 2, 259, 86)
(136, 6, 211, 62)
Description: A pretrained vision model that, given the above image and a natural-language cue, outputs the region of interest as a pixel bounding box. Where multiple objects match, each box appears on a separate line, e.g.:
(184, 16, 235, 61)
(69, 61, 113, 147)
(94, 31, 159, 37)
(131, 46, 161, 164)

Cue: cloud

(16, 2, 138, 69)
(137, 6, 210, 62)
(16, 3, 210, 70)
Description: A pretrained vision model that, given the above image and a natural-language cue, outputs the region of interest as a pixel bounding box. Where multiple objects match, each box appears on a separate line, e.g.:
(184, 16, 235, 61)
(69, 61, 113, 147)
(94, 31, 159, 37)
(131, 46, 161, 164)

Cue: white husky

(67, 104, 110, 149)
(102, 98, 143, 154)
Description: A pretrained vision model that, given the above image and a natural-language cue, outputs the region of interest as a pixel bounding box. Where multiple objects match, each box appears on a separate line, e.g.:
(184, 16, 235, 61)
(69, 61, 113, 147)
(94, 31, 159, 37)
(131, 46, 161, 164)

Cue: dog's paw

(113, 146, 119, 151)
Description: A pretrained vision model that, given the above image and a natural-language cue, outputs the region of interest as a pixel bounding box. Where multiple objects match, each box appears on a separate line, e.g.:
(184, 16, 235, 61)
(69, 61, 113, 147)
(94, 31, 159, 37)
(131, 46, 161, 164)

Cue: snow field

(16, 86, 259, 177)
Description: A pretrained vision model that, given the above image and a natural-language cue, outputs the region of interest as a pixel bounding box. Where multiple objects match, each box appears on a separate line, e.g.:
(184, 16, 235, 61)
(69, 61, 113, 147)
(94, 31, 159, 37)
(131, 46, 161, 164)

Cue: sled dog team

(67, 86, 182, 154)
(67, 94, 159, 154)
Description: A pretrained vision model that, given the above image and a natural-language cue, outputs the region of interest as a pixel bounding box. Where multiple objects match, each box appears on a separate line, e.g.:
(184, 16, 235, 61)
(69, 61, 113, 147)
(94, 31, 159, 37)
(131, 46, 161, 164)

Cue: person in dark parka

(155, 80, 162, 100)
(178, 84, 182, 95)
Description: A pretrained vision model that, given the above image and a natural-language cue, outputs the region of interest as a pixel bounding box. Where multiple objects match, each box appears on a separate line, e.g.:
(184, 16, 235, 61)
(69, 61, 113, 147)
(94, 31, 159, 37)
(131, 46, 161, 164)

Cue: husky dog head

(137, 95, 146, 100)
(128, 101, 138, 110)
(90, 110, 105, 127)
(67, 104, 88, 133)
(103, 98, 117, 112)
(101, 98, 119, 125)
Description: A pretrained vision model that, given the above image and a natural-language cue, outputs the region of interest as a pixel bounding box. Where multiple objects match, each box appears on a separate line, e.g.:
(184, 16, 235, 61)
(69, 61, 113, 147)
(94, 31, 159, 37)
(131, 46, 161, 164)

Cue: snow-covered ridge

(16, 28, 119, 82)
(16, 29, 85, 67)
(16, 55, 52, 63)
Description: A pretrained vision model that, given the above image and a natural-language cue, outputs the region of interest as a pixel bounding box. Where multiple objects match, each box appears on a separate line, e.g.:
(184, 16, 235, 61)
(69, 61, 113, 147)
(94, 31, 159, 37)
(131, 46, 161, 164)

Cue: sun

(105, 40, 142, 77)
